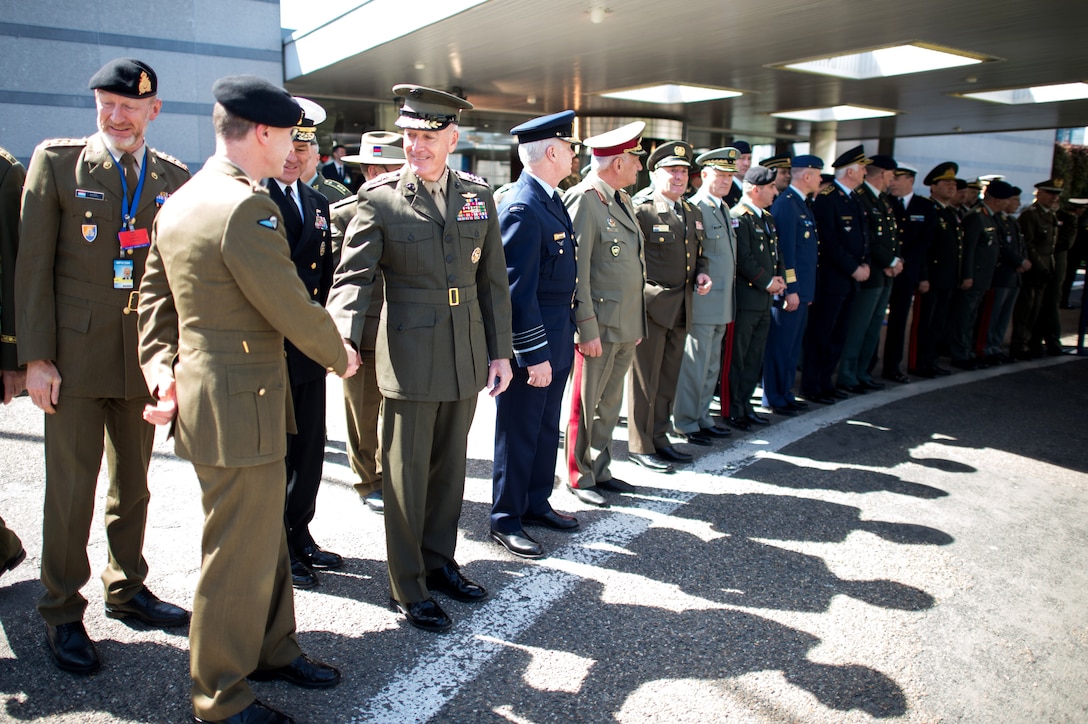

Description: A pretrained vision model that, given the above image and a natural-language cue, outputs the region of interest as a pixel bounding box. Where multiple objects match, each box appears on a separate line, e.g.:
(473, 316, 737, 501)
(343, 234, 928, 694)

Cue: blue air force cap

(511, 110, 579, 144)
(790, 154, 824, 170)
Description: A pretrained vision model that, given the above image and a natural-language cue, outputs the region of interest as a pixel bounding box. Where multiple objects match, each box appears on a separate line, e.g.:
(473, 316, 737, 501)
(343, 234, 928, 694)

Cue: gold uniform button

(258, 388, 266, 396)
(311, 263, 317, 270)
(85, 211, 92, 218)
(312, 288, 318, 295)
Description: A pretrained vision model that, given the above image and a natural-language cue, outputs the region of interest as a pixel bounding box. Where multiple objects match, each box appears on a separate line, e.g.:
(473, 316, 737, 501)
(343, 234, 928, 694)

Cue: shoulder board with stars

(454, 169, 489, 187)
(39, 137, 88, 151)
(365, 169, 402, 190)
(151, 149, 189, 172)
(324, 177, 351, 195)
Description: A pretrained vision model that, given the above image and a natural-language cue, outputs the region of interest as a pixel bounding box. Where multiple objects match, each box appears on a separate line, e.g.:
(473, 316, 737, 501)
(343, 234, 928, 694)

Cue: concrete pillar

(810, 121, 838, 171)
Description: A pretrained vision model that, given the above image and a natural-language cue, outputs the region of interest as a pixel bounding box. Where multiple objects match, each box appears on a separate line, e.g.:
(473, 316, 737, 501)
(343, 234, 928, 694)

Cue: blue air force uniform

(764, 180, 819, 408)
(492, 171, 577, 534)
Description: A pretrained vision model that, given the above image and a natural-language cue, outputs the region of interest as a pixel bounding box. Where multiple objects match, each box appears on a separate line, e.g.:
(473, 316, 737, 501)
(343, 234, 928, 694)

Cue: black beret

(744, 165, 776, 186)
(212, 75, 302, 128)
(732, 140, 752, 155)
(985, 180, 1016, 199)
(89, 58, 157, 98)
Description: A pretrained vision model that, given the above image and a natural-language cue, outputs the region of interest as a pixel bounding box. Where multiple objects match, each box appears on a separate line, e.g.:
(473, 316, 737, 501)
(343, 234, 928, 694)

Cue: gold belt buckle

(123, 291, 140, 315)
(448, 287, 460, 306)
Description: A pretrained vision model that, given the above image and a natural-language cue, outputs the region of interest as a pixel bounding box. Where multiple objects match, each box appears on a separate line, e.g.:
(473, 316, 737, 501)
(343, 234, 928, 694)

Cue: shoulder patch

(258, 215, 278, 230)
(365, 169, 402, 190)
(506, 203, 527, 213)
(454, 169, 488, 187)
(151, 149, 189, 172)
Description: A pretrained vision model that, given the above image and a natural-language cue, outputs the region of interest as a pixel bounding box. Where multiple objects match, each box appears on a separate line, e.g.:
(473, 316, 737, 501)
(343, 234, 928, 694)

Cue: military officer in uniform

(563, 122, 647, 505)
(16, 58, 190, 674)
(838, 154, 902, 391)
(327, 85, 513, 633)
(910, 162, 962, 376)
(882, 164, 933, 383)
(303, 142, 352, 204)
(628, 141, 711, 471)
(728, 166, 785, 428)
(1011, 178, 1062, 358)
(490, 111, 581, 559)
(763, 154, 823, 415)
(673, 147, 738, 442)
(801, 146, 871, 403)
(334, 131, 407, 514)
(1, 145, 27, 581)
(140, 75, 356, 724)
(722, 140, 751, 208)
(987, 184, 1030, 362)
(761, 153, 793, 193)
(948, 179, 1007, 369)
(264, 98, 342, 588)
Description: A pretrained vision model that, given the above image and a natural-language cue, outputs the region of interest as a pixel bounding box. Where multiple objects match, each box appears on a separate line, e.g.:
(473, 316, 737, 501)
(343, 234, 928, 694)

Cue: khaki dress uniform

(138, 156, 348, 720)
(16, 133, 189, 624)
(629, 190, 708, 453)
(1, 147, 26, 567)
(327, 166, 512, 604)
(330, 196, 385, 498)
(310, 172, 352, 203)
(563, 173, 646, 488)
(673, 189, 736, 434)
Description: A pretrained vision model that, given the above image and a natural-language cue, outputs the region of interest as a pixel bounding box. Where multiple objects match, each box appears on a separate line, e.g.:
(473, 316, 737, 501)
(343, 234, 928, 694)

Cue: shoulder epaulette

(324, 177, 351, 195)
(586, 187, 608, 205)
(819, 185, 835, 196)
(251, 181, 270, 195)
(365, 169, 402, 190)
(38, 137, 88, 151)
(330, 195, 356, 211)
(0, 147, 17, 166)
(454, 169, 488, 187)
(151, 149, 189, 172)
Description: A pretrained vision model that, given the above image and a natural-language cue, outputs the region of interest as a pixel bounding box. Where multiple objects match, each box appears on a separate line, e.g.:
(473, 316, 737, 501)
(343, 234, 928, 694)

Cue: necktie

(284, 185, 302, 224)
(428, 181, 445, 221)
(120, 152, 138, 205)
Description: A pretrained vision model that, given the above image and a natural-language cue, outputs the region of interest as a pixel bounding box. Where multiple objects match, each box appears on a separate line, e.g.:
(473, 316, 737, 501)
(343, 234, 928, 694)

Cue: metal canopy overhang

(283, 0, 1088, 143)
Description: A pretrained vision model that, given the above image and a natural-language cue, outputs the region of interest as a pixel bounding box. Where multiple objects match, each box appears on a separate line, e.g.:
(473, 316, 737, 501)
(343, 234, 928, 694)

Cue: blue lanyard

(114, 148, 149, 231)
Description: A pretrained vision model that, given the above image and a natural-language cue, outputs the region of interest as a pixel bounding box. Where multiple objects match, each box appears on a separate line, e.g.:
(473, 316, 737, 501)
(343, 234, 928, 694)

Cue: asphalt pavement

(1, 347, 1087, 723)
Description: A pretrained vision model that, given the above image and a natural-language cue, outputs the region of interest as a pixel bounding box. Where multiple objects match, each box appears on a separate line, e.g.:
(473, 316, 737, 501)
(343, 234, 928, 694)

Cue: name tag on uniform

(75, 189, 105, 201)
(554, 232, 566, 241)
(653, 224, 669, 232)
(910, 214, 925, 222)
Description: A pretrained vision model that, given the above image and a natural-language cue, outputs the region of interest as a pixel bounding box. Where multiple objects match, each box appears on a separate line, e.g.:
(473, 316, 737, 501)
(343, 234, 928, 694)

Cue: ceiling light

(957, 82, 1088, 105)
(771, 105, 898, 122)
(774, 42, 990, 80)
(599, 83, 742, 105)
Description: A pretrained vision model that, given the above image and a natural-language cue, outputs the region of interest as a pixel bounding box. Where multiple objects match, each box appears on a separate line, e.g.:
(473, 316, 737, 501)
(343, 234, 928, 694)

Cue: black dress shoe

(522, 509, 579, 531)
(299, 544, 343, 571)
(597, 477, 636, 493)
(249, 654, 341, 689)
(290, 558, 319, 589)
(629, 452, 674, 473)
(567, 484, 607, 506)
(699, 424, 732, 438)
(771, 406, 797, 417)
(390, 597, 452, 633)
(490, 529, 544, 558)
(677, 431, 712, 446)
(105, 586, 190, 628)
(807, 394, 835, 404)
(908, 367, 936, 378)
(655, 445, 692, 463)
(786, 400, 809, 410)
(727, 416, 751, 430)
(0, 547, 25, 578)
(859, 378, 885, 390)
(194, 700, 294, 723)
(950, 358, 978, 371)
(827, 388, 849, 399)
(425, 562, 488, 602)
(882, 372, 911, 384)
(45, 621, 100, 674)
(363, 490, 384, 514)
(930, 365, 951, 376)
(746, 413, 769, 425)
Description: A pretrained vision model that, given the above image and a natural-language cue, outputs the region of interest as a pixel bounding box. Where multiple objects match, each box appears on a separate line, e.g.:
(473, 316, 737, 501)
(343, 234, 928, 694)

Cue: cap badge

(674, 145, 685, 157)
(138, 71, 152, 96)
